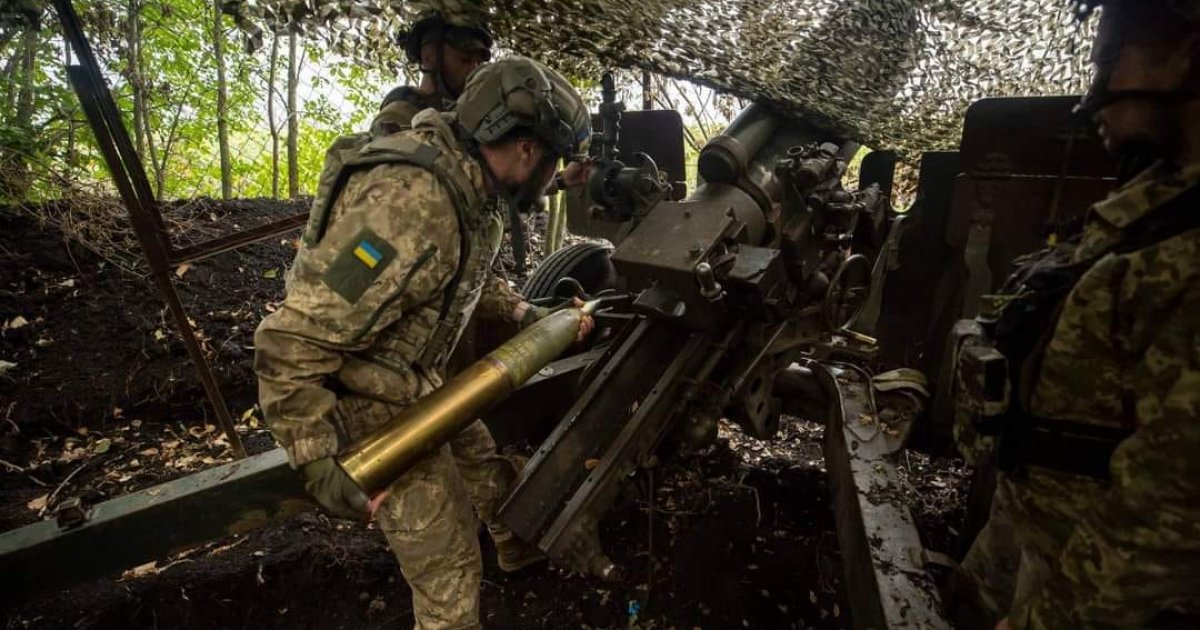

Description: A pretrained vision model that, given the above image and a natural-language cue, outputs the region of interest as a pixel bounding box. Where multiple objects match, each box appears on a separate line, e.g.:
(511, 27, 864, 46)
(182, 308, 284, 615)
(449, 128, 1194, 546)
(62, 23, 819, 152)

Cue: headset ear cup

(455, 56, 590, 155)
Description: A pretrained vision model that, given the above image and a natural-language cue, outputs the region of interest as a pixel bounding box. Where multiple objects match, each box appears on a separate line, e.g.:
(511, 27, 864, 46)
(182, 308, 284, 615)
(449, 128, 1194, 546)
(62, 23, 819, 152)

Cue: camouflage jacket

(1009, 161, 1200, 629)
(366, 83, 524, 315)
(369, 86, 448, 138)
(254, 110, 523, 467)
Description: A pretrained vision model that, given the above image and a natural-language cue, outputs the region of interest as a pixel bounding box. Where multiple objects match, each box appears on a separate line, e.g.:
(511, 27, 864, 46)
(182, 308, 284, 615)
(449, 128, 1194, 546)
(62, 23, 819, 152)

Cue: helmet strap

(432, 41, 461, 99)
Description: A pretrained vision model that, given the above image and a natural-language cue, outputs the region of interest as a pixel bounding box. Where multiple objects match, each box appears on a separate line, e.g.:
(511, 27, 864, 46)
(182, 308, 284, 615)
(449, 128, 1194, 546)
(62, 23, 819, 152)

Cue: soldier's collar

(1091, 160, 1200, 229)
(409, 109, 488, 196)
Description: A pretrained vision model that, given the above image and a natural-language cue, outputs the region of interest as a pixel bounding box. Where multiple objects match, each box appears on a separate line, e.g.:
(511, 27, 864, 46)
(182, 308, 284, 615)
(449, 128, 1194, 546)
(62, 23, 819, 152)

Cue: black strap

(1003, 416, 1136, 479)
(1108, 182, 1200, 256)
(507, 199, 527, 274)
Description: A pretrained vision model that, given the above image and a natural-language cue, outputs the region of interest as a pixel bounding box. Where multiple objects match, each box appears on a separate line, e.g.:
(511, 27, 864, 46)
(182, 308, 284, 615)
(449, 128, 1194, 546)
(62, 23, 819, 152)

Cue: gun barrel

(337, 307, 590, 495)
(697, 104, 780, 184)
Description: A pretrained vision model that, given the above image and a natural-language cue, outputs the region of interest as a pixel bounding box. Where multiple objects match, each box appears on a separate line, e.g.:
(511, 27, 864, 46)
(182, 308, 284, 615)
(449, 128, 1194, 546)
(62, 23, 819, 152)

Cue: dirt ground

(0, 200, 969, 629)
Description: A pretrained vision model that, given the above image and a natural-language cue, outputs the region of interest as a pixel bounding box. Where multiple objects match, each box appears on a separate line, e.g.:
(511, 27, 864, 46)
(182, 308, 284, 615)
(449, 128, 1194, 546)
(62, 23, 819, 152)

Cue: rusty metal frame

(51, 0, 310, 457)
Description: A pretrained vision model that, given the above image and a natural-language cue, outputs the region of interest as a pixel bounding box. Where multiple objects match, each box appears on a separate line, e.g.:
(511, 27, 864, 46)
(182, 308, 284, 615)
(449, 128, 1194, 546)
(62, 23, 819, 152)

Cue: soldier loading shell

(253, 57, 593, 630)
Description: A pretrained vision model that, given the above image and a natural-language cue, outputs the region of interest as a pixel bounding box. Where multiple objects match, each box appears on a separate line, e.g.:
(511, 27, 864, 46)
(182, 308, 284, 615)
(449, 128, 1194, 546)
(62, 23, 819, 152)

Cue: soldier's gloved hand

(518, 303, 553, 328)
(300, 457, 369, 520)
(517, 299, 593, 342)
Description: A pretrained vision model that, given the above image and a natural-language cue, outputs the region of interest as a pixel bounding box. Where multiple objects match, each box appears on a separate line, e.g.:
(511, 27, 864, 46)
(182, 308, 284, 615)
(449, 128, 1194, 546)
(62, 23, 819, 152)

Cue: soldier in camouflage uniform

(954, 1, 1200, 628)
(321, 6, 568, 576)
(371, 6, 553, 274)
(254, 57, 592, 630)
(371, 6, 492, 138)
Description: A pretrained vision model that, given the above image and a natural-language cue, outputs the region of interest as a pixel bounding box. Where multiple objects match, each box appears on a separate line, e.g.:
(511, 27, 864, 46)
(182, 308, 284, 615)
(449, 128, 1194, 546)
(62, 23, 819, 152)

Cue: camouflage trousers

(960, 470, 1101, 629)
(352, 402, 519, 630)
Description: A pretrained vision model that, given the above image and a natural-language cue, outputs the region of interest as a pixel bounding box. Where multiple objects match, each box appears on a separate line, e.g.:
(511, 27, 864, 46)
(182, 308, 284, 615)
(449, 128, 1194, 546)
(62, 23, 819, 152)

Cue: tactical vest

(962, 182, 1200, 479)
(303, 121, 504, 378)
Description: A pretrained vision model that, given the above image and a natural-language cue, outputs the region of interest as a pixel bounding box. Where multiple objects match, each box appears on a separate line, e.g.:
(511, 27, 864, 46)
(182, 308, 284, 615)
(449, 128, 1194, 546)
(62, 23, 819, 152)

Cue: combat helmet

(400, 7, 493, 64)
(455, 56, 592, 161)
(1073, 0, 1200, 117)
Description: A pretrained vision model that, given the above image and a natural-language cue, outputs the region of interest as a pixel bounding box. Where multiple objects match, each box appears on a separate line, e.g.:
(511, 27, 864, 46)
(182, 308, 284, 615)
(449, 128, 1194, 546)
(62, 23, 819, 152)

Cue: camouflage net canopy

(230, 0, 1093, 155)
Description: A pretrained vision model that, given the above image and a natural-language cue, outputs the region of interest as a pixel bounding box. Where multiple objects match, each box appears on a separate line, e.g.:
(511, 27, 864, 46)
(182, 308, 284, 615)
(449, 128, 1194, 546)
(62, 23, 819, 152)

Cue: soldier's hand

(301, 457, 369, 520)
(367, 490, 389, 519)
(556, 158, 594, 189)
(517, 302, 552, 327)
(571, 297, 594, 343)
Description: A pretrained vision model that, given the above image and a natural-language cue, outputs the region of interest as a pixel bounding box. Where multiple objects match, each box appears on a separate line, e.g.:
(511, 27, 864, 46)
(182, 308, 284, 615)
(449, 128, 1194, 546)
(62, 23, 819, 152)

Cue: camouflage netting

(236, 1, 1092, 155)
(220, 0, 1096, 156)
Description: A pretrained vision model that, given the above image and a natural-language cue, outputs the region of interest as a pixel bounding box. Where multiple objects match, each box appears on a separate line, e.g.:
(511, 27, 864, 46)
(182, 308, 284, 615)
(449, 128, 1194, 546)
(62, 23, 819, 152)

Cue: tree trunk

(2, 49, 20, 114)
(267, 31, 280, 199)
(16, 28, 34, 129)
(64, 38, 77, 185)
(213, 1, 232, 199)
(8, 27, 37, 199)
(287, 31, 299, 199)
(128, 0, 147, 158)
(144, 107, 163, 196)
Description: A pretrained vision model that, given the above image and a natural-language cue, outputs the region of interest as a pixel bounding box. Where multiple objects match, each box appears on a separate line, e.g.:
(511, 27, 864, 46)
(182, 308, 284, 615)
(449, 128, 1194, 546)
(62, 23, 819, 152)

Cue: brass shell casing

(337, 307, 588, 496)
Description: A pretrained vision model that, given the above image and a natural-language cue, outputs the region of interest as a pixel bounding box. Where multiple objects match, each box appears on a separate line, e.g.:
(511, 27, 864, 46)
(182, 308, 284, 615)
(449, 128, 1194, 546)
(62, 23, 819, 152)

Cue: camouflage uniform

(255, 109, 522, 630)
(366, 81, 531, 533)
(371, 87, 447, 138)
(961, 161, 1200, 628)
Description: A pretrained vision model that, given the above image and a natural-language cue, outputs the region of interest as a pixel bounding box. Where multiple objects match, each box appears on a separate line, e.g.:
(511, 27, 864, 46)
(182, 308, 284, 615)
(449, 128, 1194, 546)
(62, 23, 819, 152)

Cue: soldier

(370, 7, 558, 273)
(954, 1, 1200, 628)
(254, 57, 593, 630)
(371, 7, 492, 137)
(317, 6, 570, 577)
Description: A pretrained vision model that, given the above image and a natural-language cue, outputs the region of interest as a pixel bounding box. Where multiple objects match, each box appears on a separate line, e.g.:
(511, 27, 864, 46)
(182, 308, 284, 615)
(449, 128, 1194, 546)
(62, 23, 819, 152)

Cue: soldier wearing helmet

(371, 7, 493, 137)
(953, 1, 1200, 628)
(254, 57, 593, 630)
(351, 3, 577, 578)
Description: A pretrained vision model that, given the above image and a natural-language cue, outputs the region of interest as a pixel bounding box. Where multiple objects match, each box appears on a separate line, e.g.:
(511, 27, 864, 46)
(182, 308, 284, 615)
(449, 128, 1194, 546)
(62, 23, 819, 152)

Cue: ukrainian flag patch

(353, 240, 383, 269)
(322, 228, 397, 304)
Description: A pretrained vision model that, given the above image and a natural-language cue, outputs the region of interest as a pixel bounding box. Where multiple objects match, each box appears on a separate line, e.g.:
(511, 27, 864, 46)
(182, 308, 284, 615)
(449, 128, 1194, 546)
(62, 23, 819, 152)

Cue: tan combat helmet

(455, 56, 592, 161)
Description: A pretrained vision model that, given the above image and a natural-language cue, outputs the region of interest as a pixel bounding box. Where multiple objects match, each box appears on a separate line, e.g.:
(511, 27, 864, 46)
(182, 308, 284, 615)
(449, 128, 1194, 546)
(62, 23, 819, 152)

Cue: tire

(522, 242, 617, 300)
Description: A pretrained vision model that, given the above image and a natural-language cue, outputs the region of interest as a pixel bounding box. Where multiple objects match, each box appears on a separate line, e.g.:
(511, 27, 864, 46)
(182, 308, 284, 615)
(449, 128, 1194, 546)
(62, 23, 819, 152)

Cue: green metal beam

(0, 349, 601, 595)
(0, 449, 307, 595)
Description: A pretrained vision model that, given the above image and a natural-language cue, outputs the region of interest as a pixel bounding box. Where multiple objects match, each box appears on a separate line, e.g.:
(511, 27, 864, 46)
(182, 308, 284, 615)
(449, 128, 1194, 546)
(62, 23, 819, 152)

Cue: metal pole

(546, 192, 564, 255)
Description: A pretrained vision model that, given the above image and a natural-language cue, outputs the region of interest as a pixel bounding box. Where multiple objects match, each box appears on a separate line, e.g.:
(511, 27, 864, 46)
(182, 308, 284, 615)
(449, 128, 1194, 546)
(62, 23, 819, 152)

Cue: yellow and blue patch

(322, 228, 397, 304)
(353, 240, 384, 269)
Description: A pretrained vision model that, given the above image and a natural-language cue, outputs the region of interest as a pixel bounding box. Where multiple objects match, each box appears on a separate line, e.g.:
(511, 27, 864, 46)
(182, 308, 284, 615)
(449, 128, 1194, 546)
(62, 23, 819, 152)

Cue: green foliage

(1, 0, 411, 204)
(1, 1, 669, 205)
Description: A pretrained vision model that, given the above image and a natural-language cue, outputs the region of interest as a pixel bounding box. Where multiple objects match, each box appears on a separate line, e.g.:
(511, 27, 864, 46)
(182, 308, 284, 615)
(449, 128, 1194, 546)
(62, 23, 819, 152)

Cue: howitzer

(3, 61, 1122, 625)
(499, 99, 903, 583)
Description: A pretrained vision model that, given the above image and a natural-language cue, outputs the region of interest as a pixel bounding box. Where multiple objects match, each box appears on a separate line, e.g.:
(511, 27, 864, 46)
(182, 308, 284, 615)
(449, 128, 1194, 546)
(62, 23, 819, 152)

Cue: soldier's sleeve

(1014, 290, 1200, 629)
(254, 163, 462, 467)
(473, 271, 525, 322)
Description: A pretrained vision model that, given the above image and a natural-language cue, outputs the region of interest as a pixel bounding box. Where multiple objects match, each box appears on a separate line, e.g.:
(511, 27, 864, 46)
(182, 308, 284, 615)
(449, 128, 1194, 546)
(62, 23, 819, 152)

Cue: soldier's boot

(491, 528, 547, 573)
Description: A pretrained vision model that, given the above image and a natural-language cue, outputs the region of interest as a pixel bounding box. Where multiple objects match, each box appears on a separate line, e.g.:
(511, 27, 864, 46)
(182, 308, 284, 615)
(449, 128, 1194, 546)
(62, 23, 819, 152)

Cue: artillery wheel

(523, 242, 617, 300)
